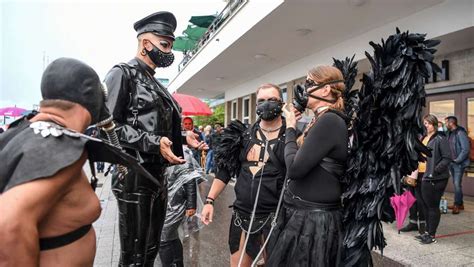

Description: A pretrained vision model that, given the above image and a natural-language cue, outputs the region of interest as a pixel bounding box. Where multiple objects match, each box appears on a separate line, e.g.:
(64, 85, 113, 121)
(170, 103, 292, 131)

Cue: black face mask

(292, 79, 343, 113)
(146, 42, 175, 68)
(256, 100, 283, 121)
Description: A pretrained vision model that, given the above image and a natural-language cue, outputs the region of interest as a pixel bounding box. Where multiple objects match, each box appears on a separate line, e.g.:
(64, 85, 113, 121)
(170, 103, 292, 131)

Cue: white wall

(167, 0, 284, 93)
(225, 0, 474, 101)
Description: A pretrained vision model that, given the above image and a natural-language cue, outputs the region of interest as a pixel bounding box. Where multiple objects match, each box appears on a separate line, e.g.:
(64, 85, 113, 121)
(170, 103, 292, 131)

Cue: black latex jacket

(104, 58, 183, 163)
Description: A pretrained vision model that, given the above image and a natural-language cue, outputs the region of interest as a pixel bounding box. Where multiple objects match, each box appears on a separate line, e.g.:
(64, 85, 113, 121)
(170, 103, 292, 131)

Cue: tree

(193, 104, 225, 127)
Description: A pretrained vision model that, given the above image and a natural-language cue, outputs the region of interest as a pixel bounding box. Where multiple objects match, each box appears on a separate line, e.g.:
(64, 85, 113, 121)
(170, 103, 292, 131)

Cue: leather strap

(39, 224, 92, 251)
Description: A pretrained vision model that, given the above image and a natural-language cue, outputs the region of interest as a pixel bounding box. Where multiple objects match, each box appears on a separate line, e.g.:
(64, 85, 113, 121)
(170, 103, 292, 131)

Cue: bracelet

(206, 196, 215, 201)
(205, 199, 214, 206)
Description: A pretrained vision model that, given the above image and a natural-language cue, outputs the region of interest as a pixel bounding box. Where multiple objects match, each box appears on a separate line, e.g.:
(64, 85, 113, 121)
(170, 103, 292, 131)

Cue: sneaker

(420, 234, 437, 244)
(415, 233, 428, 240)
(400, 223, 418, 232)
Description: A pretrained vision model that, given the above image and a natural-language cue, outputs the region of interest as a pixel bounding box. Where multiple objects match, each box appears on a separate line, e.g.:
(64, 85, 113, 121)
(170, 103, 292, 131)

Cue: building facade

(169, 0, 474, 195)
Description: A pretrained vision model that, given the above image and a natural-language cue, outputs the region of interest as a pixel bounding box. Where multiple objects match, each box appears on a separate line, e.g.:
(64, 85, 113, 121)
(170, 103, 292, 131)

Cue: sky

(0, 0, 227, 110)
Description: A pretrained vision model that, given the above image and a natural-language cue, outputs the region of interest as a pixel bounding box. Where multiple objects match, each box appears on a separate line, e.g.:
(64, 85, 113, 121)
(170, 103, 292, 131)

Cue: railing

(177, 0, 246, 72)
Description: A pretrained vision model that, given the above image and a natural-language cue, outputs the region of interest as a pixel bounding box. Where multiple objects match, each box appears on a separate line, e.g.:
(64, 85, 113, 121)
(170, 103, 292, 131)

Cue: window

(281, 88, 288, 102)
(242, 96, 250, 124)
(467, 98, 474, 166)
(429, 100, 455, 122)
(231, 100, 237, 120)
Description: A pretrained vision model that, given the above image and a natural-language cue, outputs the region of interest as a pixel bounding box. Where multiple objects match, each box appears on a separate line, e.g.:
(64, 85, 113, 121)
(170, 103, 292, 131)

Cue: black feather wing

(341, 29, 439, 266)
(214, 120, 247, 178)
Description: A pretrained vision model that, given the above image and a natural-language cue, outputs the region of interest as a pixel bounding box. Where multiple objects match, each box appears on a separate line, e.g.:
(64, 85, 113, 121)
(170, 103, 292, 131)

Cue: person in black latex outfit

(201, 84, 287, 267)
(104, 11, 205, 266)
(267, 66, 349, 267)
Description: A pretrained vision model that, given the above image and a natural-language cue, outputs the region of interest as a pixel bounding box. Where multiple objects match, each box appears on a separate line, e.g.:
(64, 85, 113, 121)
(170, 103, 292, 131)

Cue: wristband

(205, 199, 214, 206)
(206, 196, 215, 201)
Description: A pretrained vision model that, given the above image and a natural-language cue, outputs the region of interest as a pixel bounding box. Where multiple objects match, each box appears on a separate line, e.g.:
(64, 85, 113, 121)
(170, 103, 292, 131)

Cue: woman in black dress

(267, 66, 348, 266)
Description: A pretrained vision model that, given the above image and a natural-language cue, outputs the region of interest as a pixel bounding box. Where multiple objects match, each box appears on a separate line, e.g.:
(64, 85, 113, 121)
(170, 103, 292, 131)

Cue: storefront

(425, 47, 474, 196)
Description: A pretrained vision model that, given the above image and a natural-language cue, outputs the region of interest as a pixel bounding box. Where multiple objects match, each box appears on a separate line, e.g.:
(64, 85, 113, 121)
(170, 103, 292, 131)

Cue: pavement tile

(89, 167, 474, 267)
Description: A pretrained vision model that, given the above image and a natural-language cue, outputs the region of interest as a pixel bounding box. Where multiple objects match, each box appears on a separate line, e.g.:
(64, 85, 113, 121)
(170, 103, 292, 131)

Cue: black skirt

(266, 190, 343, 267)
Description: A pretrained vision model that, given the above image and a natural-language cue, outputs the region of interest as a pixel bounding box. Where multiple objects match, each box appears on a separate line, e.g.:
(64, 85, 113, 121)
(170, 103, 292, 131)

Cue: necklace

(259, 123, 282, 133)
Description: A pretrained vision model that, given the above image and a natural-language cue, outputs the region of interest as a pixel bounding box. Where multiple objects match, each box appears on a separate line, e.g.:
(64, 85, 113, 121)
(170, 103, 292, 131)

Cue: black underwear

(39, 224, 92, 251)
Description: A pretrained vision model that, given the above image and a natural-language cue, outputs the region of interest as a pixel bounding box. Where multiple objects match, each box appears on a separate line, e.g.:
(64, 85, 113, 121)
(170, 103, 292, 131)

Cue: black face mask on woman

(292, 79, 343, 113)
(256, 100, 283, 121)
(145, 42, 175, 68)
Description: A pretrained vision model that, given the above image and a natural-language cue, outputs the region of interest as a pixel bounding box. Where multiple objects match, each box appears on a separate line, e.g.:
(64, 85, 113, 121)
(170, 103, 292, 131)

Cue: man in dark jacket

(104, 11, 203, 266)
(201, 84, 287, 266)
(445, 116, 470, 214)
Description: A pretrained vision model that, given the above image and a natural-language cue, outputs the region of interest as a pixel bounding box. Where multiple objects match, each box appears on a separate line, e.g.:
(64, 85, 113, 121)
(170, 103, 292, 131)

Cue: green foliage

(193, 104, 225, 127)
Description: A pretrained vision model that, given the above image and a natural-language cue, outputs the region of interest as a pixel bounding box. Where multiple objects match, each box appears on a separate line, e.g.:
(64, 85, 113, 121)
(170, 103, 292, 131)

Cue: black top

(285, 111, 348, 204)
(423, 133, 451, 181)
(216, 122, 286, 215)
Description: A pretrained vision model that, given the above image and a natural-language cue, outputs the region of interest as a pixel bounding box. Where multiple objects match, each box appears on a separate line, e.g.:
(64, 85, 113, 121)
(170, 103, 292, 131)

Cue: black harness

(240, 123, 286, 175)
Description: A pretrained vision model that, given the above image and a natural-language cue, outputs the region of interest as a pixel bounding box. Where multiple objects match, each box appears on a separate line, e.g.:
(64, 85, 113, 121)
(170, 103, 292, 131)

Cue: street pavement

(91, 168, 233, 267)
(90, 165, 474, 266)
(375, 191, 474, 267)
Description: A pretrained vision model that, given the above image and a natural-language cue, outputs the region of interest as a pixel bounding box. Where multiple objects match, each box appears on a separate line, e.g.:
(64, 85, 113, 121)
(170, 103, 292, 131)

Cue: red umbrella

(172, 93, 212, 116)
(390, 190, 416, 232)
(0, 106, 27, 117)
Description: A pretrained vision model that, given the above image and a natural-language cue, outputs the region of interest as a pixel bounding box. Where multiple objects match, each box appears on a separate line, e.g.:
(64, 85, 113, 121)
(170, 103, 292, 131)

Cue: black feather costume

(214, 120, 247, 178)
(337, 28, 440, 266)
(333, 55, 360, 132)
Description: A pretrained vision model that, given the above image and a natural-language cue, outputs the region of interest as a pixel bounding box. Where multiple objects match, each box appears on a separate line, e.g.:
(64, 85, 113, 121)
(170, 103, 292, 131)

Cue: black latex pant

(112, 163, 167, 266)
(419, 179, 448, 236)
(159, 239, 184, 267)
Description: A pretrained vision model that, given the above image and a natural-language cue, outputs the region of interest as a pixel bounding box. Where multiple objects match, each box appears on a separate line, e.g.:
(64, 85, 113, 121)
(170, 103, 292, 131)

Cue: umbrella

(173, 36, 198, 52)
(189, 15, 216, 28)
(183, 25, 207, 41)
(172, 93, 212, 116)
(0, 106, 27, 117)
(390, 190, 416, 232)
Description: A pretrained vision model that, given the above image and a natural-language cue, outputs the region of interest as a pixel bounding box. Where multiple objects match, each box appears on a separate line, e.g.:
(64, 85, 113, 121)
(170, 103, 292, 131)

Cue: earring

(140, 48, 147, 56)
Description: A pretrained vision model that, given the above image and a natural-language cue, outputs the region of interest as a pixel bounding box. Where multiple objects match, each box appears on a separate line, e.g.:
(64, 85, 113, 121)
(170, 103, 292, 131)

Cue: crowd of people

(0, 9, 472, 267)
(400, 115, 470, 245)
(181, 116, 223, 175)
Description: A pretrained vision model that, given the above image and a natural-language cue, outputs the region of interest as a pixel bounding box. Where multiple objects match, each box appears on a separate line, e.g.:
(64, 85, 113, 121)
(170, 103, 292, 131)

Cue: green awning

(172, 36, 197, 52)
(183, 25, 207, 41)
(189, 15, 216, 28)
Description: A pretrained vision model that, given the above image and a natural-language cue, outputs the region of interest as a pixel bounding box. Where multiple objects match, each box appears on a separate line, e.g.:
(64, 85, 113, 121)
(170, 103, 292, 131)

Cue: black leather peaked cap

(134, 11, 177, 40)
(41, 57, 110, 125)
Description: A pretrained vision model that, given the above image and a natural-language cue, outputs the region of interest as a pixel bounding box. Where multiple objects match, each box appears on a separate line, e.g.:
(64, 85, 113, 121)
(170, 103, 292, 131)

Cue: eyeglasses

(256, 97, 281, 104)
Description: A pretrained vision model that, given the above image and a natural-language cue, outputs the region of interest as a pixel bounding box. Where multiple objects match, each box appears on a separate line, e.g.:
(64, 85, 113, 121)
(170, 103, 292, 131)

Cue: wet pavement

(90, 165, 474, 266)
(91, 168, 233, 267)
(376, 192, 474, 267)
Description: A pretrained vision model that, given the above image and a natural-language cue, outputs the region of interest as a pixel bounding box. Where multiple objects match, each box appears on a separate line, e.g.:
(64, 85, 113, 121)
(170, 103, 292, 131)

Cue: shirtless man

(202, 84, 288, 266)
(0, 58, 113, 266)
